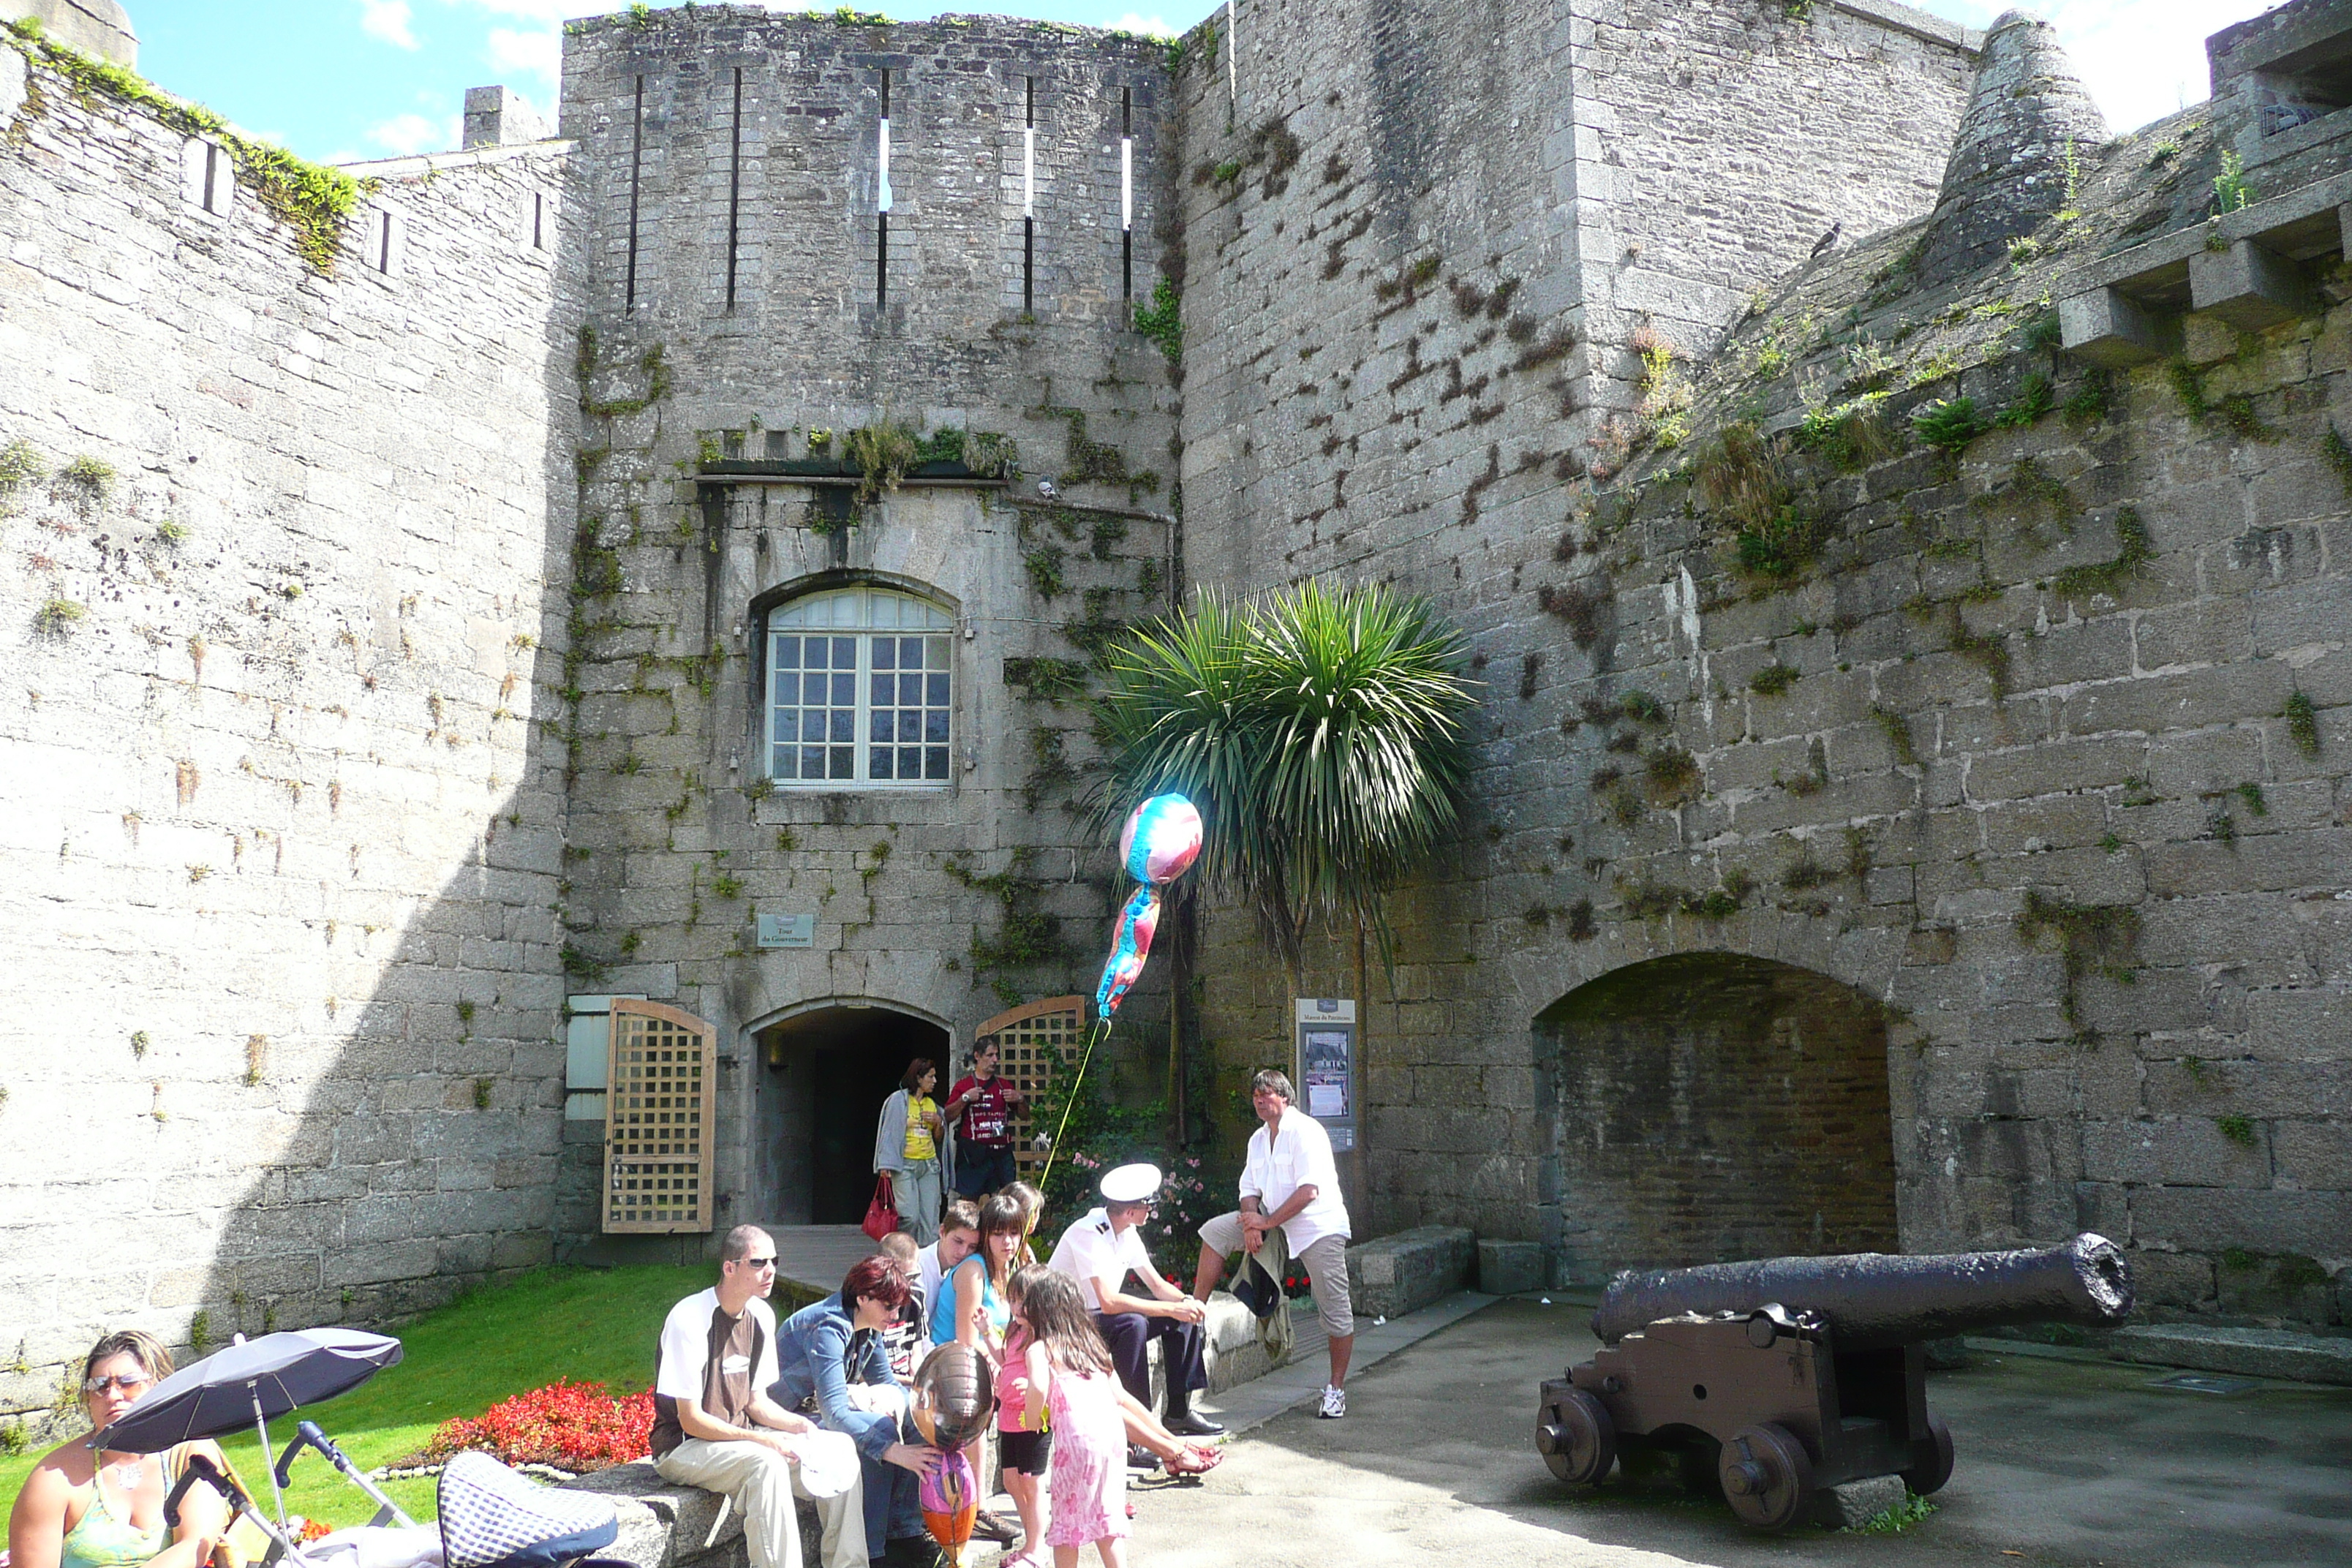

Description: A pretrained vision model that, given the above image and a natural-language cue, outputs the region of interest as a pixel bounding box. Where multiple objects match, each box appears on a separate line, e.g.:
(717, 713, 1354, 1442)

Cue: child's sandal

(1164, 1445, 1223, 1476)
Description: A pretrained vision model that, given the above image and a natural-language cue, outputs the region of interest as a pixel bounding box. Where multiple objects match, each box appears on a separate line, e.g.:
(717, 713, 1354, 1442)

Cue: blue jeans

(822, 1401, 921, 1552)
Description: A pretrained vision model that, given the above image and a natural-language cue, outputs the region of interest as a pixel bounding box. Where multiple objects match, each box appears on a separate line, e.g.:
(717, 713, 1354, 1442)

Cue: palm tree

(1093, 580, 1482, 979)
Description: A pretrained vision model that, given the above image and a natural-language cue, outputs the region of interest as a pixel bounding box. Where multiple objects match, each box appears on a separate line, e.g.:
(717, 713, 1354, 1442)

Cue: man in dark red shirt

(945, 1039, 1024, 1199)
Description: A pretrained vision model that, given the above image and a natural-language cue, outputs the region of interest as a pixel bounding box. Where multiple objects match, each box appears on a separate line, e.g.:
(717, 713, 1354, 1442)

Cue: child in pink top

(999, 1267, 1058, 1567)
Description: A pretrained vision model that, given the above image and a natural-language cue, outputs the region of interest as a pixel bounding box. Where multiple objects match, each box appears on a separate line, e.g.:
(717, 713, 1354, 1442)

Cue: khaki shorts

(1199, 1212, 1353, 1339)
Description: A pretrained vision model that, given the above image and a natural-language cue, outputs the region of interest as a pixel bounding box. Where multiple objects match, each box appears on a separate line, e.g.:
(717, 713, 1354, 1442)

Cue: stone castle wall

(1172, 0, 1980, 1245)
(10, 0, 2347, 1421)
(1183, 28, 2352, 1319)
(0, 36, 578, 1416)
(551, 9, 1182, 1243)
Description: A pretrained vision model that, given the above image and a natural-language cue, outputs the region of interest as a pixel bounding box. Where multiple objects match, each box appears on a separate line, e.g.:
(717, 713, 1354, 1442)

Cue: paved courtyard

(1128, 1300, 2352, 1568)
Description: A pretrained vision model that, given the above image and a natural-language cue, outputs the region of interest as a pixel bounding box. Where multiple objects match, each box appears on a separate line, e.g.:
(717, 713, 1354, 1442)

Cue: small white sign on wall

(757, 913, 816, 949)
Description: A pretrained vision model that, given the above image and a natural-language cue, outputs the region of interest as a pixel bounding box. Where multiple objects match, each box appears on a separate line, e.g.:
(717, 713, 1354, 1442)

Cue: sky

(120, 0, 2283, 166)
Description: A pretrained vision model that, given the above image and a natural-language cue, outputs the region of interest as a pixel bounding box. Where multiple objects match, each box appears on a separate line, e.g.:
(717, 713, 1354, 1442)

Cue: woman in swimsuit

(7, 1330, 231, 1568)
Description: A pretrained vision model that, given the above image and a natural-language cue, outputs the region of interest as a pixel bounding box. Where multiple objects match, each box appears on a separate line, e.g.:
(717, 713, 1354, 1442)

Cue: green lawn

(2, 1264, 744, 1528)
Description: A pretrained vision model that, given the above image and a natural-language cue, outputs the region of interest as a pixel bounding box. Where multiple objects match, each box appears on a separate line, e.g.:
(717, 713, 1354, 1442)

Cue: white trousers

(654, 1435, 866, 1568)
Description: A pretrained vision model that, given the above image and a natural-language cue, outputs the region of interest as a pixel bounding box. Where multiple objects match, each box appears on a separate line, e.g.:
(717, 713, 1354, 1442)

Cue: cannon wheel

(1901, 1409, 1954, 1496)
(1537, 1388, 1616, 1484)
(1718, 1422, 1813, 1531)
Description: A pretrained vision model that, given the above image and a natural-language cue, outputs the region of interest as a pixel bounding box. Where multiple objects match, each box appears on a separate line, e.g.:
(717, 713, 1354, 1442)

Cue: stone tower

(1921, 8, 2108, 277)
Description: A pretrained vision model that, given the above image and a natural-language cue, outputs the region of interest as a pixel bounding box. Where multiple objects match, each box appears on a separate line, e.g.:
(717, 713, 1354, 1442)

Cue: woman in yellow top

(8, 1331, 231, 1568)
(872, 1057, 947, 1243)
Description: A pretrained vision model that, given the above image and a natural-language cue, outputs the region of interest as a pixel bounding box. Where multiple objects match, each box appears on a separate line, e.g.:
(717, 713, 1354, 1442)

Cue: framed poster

(1294, 998, 1357, 1153)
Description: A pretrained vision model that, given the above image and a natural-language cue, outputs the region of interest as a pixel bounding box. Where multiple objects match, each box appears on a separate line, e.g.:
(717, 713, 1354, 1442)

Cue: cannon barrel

(1591, 1232, 2132, 1350)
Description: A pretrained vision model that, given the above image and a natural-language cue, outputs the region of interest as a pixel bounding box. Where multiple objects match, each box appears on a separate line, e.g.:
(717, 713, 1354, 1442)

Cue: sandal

(1164, 1444, 1224, 1476)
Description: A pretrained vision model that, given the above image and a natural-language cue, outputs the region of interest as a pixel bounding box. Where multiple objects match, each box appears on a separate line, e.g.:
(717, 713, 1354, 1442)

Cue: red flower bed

(424, 1380, 653, 1472)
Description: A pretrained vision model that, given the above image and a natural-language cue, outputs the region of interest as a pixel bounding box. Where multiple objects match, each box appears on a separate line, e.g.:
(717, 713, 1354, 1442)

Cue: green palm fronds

(1091, 581, 1481, 970)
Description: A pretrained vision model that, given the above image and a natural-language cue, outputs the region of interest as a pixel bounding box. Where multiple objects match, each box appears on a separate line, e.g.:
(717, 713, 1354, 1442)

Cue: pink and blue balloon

(1094, 794, 1201, 1021)
(1118, 793, 1202, 886)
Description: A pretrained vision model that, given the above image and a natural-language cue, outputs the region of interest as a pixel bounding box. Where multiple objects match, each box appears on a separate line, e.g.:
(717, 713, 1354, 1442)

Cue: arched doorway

(1534, 954, 1900, 1284)
(754, 1003, 950, 1224)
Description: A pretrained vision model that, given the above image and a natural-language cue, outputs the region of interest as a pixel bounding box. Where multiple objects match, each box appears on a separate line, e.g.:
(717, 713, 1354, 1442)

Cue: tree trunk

(1352, 914, 1370, 1231)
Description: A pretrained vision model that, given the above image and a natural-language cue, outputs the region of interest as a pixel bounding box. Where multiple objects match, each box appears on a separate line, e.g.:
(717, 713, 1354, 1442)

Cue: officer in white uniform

(1044, 1163, 1224, 1438)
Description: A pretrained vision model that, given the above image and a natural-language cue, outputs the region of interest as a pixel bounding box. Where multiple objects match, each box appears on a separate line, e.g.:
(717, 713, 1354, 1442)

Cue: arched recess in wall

(1531, 952, 1902, 1287)
(745, 995, 957, 1227)
(746, 572, 966, 790)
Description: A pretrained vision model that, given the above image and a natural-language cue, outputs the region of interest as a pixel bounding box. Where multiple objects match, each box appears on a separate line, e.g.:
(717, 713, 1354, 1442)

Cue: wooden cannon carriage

(1536, 1233, 2133, 1529)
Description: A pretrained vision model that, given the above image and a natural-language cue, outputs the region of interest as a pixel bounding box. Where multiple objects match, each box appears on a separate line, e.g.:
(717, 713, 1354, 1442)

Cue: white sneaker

(1318, 1384, 1346, 1420)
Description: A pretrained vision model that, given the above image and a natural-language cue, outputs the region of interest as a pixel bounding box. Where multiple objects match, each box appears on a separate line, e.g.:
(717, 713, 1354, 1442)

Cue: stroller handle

(274, 1420, 343, 1490)
(164, 1453, 248, 1530)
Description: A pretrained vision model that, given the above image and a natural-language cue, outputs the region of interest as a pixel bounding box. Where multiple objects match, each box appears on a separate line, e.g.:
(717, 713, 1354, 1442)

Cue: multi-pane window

(766, 587, 954, 786)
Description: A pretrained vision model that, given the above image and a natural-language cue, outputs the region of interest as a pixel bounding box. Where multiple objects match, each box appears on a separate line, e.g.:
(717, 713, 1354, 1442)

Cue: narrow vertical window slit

(876, 68, 892, 309)
(725, 67, 744, 309)
(1022, 75, 1036, 314)
(1120, 86, 1133, 302)
(626, 74, 645, 307)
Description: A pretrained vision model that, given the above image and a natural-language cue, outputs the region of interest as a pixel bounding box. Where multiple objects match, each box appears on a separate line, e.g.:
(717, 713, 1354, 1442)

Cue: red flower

(423, 1380, 655, 1471)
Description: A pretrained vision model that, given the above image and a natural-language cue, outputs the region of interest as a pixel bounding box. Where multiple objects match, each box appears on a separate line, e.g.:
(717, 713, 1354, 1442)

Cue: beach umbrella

(92, 1329, 404, 1522)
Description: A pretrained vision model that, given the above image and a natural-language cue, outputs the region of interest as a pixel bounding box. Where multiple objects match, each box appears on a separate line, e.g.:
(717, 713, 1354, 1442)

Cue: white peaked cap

(1100, 1162, 1163, 1203)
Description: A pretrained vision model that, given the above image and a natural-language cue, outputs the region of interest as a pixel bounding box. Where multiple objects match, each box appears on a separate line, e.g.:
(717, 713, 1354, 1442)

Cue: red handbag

(862, 1174, 899, 1242)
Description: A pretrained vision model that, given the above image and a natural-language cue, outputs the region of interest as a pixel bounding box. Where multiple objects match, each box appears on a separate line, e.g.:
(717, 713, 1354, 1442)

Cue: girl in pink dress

(1017, 1267, 1129, 1568)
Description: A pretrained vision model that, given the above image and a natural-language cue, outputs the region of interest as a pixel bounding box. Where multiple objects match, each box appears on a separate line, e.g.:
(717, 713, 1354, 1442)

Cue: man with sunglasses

(652, 1226, 867, 1568)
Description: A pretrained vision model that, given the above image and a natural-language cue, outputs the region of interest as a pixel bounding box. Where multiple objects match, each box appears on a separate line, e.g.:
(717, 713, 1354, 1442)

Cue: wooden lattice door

(973, 996, 1085, 1180)
(602, 999, 717, 1233)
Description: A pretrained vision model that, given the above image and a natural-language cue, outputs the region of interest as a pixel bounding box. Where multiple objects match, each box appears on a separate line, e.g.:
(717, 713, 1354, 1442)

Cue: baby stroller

(92, 1330, 619, 1568)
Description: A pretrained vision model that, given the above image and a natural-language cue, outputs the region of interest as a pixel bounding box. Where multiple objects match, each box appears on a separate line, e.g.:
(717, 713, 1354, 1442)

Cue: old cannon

(1536, 1233, 2132, 1530)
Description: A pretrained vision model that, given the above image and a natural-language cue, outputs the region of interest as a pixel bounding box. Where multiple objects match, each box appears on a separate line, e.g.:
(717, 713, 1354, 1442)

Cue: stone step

(1346, 1225, 1475, 1319)
(2108, 1324, 2352, 1387)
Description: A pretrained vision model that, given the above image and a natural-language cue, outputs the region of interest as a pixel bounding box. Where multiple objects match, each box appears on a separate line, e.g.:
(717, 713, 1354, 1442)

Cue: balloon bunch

(1039, 794, 1203, 1193)
(1094, 794, 1205, 1021)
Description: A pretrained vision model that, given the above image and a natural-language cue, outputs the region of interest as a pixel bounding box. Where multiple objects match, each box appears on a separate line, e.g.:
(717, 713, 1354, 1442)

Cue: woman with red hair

(773, 1258, 942, 1565)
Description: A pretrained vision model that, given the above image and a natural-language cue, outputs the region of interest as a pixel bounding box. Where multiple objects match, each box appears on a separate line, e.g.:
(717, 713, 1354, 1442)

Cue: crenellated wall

(550, 8, 1183, 1244)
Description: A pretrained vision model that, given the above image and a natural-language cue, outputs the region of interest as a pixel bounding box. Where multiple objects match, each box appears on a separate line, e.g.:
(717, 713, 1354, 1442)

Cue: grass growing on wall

(0, 1265, 774, 1525)
(3, 21, 369, 274)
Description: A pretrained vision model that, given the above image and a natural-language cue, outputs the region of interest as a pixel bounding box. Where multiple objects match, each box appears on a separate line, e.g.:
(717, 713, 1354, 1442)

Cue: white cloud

(365, 111, 461, 155)
(1920, 1, 2278, 135)
(359, 0, 420, 50)
(1105, 12, 1177, 39)
(486, 26, 561, 94)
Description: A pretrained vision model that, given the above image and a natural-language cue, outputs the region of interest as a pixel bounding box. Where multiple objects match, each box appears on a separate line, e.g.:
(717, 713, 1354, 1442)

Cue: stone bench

(565, 1462, 764, 1568)
(1346, 1226, 1475, 1319)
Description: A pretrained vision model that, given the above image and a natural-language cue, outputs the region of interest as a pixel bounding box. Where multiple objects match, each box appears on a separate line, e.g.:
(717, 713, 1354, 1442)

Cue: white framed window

(765, 587, 954, 787)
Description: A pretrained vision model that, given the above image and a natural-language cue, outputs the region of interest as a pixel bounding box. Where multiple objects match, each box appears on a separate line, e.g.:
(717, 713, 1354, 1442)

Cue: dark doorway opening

(1534, 954, 1900, 1285)
(755, 1005, 949, 1225)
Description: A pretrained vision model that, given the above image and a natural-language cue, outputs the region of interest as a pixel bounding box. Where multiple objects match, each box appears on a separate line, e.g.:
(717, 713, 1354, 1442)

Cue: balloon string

(1037, 1014, 1110, 1197)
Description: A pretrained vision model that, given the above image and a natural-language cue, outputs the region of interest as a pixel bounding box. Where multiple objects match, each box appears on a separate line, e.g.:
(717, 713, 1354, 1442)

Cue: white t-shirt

(916, 1242, 947, 1341)
(1241, 1107, 1351, 1253)
(655, 1288, 781, 1404)
(1047, 1206, 1158, 1311)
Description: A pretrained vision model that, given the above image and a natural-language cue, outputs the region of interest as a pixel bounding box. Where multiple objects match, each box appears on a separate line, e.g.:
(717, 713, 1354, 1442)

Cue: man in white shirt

(1191, 1069, 1357, 1419)
(1045, 1163, 1224, 1439)
(651, 1225, 867, 1568)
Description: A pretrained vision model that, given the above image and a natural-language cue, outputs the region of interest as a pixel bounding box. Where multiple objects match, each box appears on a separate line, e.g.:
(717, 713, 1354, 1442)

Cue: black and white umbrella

(92, 1329, 403, 1521)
